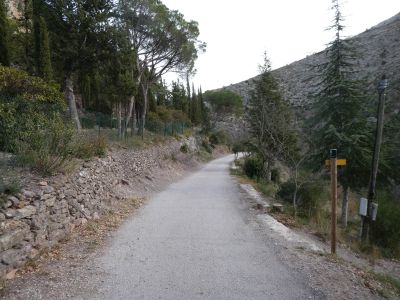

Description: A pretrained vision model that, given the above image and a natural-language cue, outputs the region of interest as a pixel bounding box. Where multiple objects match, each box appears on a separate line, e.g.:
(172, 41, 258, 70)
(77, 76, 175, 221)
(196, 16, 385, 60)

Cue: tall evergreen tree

(247, 53, 297, 179)
(36, 16, 53, 80)
(310, 0, 372, 227)
(0, 0, 10, 66)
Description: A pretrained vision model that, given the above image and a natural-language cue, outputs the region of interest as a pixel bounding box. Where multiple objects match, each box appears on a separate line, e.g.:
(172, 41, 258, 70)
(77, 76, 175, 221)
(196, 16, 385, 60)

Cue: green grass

(372, 272, 400, 298)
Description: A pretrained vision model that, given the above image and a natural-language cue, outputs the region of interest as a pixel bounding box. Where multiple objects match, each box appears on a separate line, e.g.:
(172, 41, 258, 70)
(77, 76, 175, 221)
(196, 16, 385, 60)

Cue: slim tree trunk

(341, 185, 349, 227)
(140, 83, 149, 139)
(117, 102, 122, 138)
(131, 107, 136, 137)
(65, 76, 81, 131)
(125, 96, 135, 136)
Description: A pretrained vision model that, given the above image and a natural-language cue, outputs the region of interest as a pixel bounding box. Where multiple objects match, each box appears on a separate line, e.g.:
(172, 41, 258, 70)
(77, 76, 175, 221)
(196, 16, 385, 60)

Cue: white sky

(162, 0, 400, 91)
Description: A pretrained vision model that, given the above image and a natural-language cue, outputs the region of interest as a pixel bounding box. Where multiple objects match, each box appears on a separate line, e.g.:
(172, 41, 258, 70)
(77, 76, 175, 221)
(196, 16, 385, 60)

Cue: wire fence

(80, 113, 187, 136)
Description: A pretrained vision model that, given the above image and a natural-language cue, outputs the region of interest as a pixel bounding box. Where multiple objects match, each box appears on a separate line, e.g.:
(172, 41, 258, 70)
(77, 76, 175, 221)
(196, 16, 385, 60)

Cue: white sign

(359, 198, 368, 217)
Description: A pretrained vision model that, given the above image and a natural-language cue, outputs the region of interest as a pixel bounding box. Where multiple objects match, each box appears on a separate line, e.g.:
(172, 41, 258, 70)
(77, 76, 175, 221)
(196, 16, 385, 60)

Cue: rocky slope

(224, 13, 400, 111)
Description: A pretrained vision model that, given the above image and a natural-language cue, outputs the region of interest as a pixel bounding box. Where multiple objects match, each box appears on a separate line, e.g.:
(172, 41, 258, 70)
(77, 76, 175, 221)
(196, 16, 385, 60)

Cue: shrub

(271, 168, 281, 184)
(15, 115, 75, 175)
(0, 66, 66, 152)
(201, 139, 213, 154)
(180, 144, 189, 153)
(0, 177, 21, 195)
(278, 178, 328, 219)
(242, 155, 263, 179)
(73, 134, 108, 159)
(370, 191, 400, 258)
(209, 130, 228, 146)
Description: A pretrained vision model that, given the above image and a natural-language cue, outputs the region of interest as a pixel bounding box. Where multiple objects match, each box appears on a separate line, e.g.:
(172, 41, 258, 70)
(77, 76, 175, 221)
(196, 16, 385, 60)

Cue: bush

(15, 116, 75, 175)
(209, 130, 228, 146)
(271, 168, 281, 184)
(278, 178, 328, 219)
(180, 144, 189, 153)
(0, 66, 66, 152)
(73, 134, 108, 159)
(370, 192, 400, 258)
(201, 139, 213, 154)
(242, 155, 263, 179)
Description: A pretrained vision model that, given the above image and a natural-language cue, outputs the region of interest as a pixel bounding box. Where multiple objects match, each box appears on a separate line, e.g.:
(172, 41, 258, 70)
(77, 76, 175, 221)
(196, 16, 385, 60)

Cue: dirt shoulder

(237, 181, 400, 300)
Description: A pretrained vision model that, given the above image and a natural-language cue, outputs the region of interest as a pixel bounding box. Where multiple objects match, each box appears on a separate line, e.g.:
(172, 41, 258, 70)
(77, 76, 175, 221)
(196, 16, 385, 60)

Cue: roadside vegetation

(0, 0, 221, 178)
(233, 0, 400, 262)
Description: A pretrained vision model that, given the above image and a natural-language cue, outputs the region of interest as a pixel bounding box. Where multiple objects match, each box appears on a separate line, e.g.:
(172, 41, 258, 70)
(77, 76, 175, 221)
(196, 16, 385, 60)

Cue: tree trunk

(65, 76, 81, 131)
(117, 102, 122, 138)
(140, 83, 149, 139)
(125, 96, 135, 136)
(131, 107, 136, 137)
(263, 160, 272, 181)
(293, 188, 298, 217)
(341, 185, 349, 227)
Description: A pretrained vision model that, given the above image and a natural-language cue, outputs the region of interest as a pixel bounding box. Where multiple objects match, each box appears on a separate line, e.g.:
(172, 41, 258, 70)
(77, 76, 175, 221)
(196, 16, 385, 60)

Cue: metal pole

(330, 149, 337, 254)
(361, 76, 388, 242)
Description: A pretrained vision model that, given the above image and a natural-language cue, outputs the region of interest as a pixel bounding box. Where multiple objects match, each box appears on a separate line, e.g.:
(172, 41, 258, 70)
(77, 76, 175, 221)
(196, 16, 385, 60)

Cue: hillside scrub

(0, 66, 66, 152)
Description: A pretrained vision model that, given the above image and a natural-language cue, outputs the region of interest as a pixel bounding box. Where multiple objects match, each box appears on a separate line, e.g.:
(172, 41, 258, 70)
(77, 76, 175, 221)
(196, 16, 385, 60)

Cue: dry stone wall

(0, 138, 194, 280)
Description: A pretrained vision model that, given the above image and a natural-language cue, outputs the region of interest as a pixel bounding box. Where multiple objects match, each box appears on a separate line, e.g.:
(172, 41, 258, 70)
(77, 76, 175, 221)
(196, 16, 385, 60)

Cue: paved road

(84, 155, 317, 300)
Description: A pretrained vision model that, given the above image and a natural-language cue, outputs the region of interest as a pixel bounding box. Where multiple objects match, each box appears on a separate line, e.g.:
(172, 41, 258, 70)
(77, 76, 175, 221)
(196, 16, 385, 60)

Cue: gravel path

(4, 155, 388, 299)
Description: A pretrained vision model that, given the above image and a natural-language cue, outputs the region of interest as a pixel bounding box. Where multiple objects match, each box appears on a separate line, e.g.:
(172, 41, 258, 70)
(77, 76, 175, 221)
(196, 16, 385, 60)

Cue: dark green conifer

(0, 0, 10, 66)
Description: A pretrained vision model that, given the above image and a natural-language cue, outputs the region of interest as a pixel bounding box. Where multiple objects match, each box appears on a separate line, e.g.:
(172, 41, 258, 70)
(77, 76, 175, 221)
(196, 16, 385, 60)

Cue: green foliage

(243, 155, 263, 179)
(309, 0, 372, 191)
(278, 179, 328, 218)
(271, 168, 281, 184)
(370, 192, 400, 258)
(0, 177, 21, 195)
(204, 89, 242, 115)
(36, 16, 53, 80)
(73, 134, 108, 159)
(0, 0, 10, 66)
(180, 144, 189, 153)
(15, 115, 75, 175)
(0, 66, 64, 106)
(0, 66, 65, 151)
(201, 139, 213, 154)
(246, 53, 298, 174)
(209, 130, 228, 145)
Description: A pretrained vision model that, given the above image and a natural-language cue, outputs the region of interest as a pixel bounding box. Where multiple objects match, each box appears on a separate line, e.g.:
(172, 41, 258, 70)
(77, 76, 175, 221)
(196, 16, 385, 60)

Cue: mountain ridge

(222, 12, 400, 111)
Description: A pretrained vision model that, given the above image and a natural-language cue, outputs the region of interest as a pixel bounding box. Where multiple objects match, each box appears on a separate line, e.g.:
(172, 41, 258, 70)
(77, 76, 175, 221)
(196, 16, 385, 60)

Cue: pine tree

(247, 53, 298, 179)
(310, 0, 372, 227)
(0, 0, 10, 66)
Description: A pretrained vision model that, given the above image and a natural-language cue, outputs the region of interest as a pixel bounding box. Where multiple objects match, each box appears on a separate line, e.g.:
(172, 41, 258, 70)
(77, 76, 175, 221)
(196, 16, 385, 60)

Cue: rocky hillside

(224, 13, 400, 111)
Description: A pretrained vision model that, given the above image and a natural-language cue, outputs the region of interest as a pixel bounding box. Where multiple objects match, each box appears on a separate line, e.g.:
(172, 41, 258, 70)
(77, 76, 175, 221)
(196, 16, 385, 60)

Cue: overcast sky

(162, 0, 400, 91)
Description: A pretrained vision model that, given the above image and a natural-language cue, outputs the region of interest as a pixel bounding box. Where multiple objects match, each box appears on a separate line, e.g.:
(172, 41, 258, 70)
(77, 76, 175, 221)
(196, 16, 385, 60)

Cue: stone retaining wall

(0, 138, 195, 280)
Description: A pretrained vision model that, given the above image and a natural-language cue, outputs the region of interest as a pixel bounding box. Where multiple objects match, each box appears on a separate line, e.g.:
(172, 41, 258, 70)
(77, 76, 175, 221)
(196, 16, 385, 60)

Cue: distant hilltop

(222, 12, 400, 111)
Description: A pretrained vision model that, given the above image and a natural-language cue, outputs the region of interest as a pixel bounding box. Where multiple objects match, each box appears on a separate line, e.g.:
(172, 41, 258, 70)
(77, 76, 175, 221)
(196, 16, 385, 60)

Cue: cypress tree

(0, 0, 10, 66)
(38, 16, 52, 80)
(33, 0, 52, 80)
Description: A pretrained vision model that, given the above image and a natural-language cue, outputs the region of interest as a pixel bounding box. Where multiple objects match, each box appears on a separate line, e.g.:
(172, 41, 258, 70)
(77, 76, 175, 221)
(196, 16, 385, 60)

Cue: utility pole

(330, 149, 337, 254)
(361, 76, 389, 243)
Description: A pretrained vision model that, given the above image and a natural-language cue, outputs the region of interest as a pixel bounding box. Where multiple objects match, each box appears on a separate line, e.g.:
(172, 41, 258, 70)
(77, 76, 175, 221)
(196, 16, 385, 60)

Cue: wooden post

(330, 150, 337, 254)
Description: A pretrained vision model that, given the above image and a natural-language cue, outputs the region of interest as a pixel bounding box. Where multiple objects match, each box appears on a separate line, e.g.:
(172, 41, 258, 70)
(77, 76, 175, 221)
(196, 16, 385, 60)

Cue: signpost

(326, 149, 347, 254)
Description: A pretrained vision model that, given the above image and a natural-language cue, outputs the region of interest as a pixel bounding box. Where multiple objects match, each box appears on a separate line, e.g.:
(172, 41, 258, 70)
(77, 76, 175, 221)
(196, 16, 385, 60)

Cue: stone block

(15, 206, 37, 219)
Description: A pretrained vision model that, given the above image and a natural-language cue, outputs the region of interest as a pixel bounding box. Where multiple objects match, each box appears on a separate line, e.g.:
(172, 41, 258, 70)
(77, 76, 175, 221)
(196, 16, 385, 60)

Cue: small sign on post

(324, 150, 347, 254)
(330, 149, 338, 255)
(325, 159, 347, 167)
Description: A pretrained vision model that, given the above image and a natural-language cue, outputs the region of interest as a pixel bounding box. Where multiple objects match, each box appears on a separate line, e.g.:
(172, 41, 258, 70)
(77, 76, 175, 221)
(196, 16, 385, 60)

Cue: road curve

(82, 155, 317, 300)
